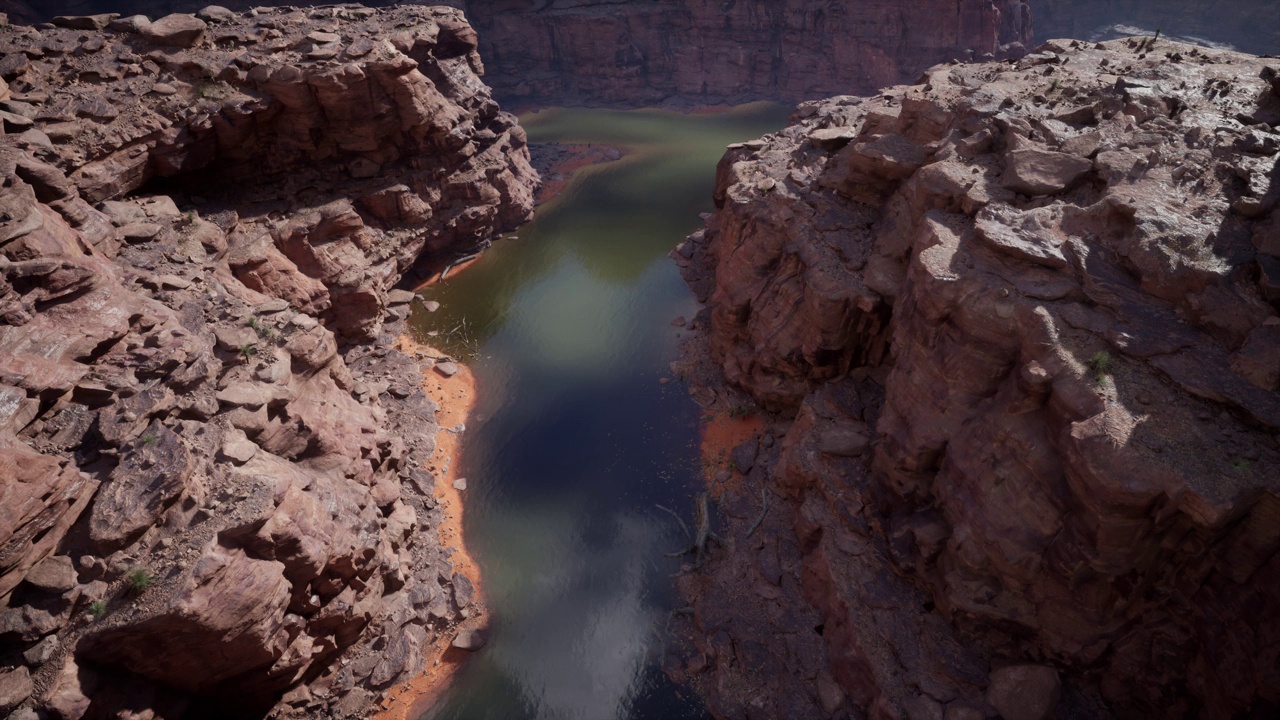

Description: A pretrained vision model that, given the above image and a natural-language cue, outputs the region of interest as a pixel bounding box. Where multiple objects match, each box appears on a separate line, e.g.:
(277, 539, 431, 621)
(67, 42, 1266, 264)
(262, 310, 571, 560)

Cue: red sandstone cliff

(11, 0, 1034, 107)
(466, 0, 1032, 106)
(0, 6, 534, 718)
(673, 38, 1280, 719)
(1035, 0, 1279, 57)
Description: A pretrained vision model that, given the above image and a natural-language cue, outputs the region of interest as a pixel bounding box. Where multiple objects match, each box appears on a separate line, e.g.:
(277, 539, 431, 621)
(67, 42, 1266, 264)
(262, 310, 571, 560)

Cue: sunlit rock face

(0, 5, 534, 719)
(675, 37, 1280, 720)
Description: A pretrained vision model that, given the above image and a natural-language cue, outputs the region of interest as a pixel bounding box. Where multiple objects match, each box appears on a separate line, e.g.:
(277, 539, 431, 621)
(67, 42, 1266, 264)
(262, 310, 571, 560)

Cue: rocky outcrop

(0, 5, 534, 719)
(675, 38, 1280, 719)
(1035, 0, 1280, 56)
(17, 0, 1034, 107)
(0, 3, 535, 341)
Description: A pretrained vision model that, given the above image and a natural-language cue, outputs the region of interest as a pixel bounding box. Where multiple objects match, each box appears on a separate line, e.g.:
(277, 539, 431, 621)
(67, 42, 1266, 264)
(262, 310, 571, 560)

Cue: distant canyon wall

(458, 0, 1032, 106)
(1034, 0, 1279, 56)
(9, 0, 1033, 106)
(18, 0, 1278, 106)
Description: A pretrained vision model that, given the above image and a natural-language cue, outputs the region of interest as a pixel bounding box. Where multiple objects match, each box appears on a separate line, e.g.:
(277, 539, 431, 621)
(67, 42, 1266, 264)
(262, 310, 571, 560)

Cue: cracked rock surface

(672, 38, 1280, 720)
(0, 5, 535, 718)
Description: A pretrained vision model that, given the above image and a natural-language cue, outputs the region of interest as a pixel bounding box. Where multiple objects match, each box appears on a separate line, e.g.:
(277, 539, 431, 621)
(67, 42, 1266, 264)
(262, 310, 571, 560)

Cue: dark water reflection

(407, 103, 789, 720)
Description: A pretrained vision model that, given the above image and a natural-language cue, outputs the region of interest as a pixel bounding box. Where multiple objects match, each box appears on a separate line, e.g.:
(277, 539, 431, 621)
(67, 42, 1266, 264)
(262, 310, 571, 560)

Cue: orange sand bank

(373, 337, 485, 720)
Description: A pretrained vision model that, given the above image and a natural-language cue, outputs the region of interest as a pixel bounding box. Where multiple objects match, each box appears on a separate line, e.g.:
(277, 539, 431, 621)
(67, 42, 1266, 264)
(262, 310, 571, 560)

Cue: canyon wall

(1035, 0, 1280, 56)
(9, 0, 1034, 107)
(673, 38, 1280, 719)
(461, 0, 1032, 106)
(0, 5, 534, 719)
(12, 1, 1279, 107)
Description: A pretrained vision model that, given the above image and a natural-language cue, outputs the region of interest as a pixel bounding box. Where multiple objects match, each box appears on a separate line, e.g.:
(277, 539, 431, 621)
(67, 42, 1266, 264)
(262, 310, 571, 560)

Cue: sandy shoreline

(700, 410, 765, 498)
(373, 336, 484, 720)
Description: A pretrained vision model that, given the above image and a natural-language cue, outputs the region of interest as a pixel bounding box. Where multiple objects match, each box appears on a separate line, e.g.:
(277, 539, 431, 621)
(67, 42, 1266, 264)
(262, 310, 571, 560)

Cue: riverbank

(373, 336, 485, 720)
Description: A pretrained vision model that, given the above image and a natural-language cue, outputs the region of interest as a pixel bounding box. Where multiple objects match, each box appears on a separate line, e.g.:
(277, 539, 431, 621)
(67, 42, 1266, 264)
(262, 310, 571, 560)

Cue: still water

(407, 103, 790, 720)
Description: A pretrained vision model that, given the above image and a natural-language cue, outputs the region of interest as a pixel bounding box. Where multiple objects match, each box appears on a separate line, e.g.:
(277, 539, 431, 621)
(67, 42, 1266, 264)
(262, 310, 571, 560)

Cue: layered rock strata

(463, 0, 1033, 107)
(1035, 0, 1280, 57)
(0, 5, 534, 719)
(674, 38, 1280, 719)
(13, 0, 1035, 107)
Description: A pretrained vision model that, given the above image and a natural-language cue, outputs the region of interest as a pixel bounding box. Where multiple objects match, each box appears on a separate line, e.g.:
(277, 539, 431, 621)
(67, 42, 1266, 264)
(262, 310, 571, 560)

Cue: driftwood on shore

(661, 493, 723, 569)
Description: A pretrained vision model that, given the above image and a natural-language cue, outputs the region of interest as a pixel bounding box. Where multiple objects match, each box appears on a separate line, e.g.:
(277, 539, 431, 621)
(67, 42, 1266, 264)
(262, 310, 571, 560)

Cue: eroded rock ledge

(0, 5, 534, 719)
(673, 38, 1280, 720)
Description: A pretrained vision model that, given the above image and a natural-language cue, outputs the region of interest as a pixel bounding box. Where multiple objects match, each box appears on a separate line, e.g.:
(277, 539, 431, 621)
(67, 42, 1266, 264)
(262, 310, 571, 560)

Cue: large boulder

(1001, 148, 1093, 195)
(139, 13, 207, 47)
(0, 666, 33, 714)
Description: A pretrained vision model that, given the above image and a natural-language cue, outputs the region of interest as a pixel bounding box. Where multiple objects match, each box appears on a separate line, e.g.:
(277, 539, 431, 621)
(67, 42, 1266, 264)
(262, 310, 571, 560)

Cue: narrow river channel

(408, 103, 790, 720)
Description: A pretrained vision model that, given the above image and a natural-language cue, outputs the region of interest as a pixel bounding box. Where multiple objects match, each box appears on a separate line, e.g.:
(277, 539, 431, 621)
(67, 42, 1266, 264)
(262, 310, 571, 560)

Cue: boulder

(452, 627, 486, 651)
(108, 15, 151, 33)
(452, 572, 475, 608)
(817, 426, 870, 457)
(52, 14, 116, 30)
(1001, 148, 1093, 195)
(23, 554, 76, 593)
(140, 14, 207, 48)
(0, 666, 33, 714)
(195, 6, 237, 23)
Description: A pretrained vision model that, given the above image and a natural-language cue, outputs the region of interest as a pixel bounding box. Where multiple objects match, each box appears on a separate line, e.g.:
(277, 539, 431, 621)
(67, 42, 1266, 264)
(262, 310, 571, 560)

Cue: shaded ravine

(406, 104, 790, 720)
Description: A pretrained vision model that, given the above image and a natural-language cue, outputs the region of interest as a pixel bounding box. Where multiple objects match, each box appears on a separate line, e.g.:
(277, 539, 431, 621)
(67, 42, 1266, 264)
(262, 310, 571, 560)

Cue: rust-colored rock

(676, 39, 1280, 719)
(139, 13, 206, 47)
(16, 0, 1033, 107)
(465, 0, 1033, 106)
(0, 4, 536, 341)
(0, 6, 529, 719)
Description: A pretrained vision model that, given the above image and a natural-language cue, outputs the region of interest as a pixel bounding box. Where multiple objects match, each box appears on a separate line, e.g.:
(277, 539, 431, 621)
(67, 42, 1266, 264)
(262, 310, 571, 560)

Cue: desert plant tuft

(140, 433, 158, 446)
(1232, 458, 1252, 472)
(239, 343, 258, 359)
(86, 600, 107, 619)
(247, 316, 274, 339)
(1087, 351, 1112, 382)
(125, 568, 155, 596)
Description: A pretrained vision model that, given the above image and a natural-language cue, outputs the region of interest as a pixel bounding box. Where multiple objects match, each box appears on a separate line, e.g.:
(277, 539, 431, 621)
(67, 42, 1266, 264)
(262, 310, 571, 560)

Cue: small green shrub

(247, 317, 274, 339)
(1232, 458, 1252, 472)
(140, 433, 158, 446)
(86, 600, 107, 619)
(239, 343, 258, 359)
(1087, 351, 1112, 382)
(125, 568, 155, 596)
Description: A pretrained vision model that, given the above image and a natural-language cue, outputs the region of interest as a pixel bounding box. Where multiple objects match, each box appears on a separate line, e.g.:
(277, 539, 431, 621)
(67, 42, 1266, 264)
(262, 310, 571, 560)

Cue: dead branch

(746, 488, 768, 538)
